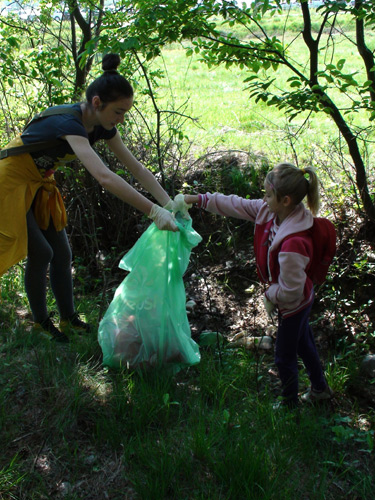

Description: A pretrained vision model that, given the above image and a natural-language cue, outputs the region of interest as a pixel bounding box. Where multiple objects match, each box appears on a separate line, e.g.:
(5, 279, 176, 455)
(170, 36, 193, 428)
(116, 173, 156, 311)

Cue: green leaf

(6, 36, 19, 48)
(337, 58, 346, 70)
(222, 409, 230, 424)
(120, 37, 140, 50)
(163, 393, 170, 405)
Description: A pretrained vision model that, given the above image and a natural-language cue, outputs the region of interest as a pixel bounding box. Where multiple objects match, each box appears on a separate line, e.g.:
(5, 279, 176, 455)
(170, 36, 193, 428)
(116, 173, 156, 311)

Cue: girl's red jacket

(198, 193, 315, 318)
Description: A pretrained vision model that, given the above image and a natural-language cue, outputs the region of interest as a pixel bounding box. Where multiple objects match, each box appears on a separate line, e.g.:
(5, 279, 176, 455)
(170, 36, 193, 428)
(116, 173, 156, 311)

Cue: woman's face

(96, 96, 134, 129)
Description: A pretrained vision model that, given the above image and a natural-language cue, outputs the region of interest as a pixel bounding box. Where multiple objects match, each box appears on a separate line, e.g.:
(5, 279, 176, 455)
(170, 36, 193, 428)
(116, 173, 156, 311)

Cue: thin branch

(198, 35, 308, 82)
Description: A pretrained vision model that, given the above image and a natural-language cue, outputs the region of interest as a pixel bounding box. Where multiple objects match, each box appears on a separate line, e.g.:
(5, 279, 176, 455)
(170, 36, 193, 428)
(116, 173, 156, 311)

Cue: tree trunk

(302, 0, 375, 221)
(315, 89, 375, 221)
(69, 2, 102, 100)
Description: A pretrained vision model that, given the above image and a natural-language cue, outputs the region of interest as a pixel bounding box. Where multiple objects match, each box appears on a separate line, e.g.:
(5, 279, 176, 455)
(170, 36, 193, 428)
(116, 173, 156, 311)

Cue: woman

(0, 53, 177, 343)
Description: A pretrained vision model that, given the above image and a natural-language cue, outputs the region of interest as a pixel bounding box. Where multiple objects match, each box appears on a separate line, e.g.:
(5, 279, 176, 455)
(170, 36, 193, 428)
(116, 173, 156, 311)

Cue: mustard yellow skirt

(0, 136, 67, 277)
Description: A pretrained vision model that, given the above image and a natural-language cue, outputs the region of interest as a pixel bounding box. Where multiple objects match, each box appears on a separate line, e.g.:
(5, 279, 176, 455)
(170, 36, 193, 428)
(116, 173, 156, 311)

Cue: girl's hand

(184, 194, 200, 205)
(263, 296, 277, 321)
(173, 194, 191, 219)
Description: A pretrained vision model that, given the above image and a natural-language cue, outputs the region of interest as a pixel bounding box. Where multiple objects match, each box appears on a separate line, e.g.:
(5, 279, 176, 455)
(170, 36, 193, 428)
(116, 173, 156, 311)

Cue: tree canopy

(1, 0, 374, 219)
(88, 0, 375, 219)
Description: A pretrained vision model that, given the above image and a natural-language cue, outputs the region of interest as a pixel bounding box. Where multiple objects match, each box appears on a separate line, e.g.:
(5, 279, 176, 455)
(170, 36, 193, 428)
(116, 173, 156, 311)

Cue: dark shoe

(34, 317, 69, 343)
(60, 312, 92, 334)
(301, 385, 334, 403)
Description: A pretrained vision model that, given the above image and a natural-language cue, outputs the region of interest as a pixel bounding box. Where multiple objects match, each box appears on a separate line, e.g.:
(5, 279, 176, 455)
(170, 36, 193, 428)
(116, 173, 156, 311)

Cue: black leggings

(25, 210, 75, 323)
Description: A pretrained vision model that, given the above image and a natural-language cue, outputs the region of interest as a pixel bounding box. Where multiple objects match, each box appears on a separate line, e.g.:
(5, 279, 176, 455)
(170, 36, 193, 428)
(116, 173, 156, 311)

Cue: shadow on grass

(0, 316, 374, 499)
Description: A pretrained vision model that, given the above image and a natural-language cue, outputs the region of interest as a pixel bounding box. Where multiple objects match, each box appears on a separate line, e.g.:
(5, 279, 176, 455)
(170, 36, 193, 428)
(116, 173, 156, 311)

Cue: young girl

(184, 162, 333, 407)
(0, 53, 177, 343)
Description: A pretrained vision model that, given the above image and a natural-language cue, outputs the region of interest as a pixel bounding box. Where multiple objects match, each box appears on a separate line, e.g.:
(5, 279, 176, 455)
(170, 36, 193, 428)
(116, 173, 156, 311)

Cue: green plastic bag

(98, 216, 202, 372)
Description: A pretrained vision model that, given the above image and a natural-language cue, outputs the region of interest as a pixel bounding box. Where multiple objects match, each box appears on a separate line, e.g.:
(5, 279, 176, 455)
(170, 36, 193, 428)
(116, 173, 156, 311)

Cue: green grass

(0, 267, 374, 499)
(155, 45, 372, 154)
(144, 19, 375, 168)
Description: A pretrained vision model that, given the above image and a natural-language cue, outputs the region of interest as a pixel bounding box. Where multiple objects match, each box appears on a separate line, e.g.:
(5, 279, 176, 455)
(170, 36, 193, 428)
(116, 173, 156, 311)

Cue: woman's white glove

(149, 204, 178, 231)
(163, 199, 174, 211)
(172, 193, 192, 219)
(263, 296, 277, 321)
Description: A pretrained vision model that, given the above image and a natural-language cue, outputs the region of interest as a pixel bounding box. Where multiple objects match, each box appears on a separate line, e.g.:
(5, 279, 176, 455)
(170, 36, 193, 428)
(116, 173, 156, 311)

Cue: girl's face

(264, 181, 284, 215)
(96, 96, 134, 129)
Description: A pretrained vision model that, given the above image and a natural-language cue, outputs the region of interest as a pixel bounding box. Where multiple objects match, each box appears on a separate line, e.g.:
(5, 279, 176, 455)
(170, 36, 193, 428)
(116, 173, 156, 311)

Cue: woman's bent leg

(25, 211, 53, 322)
(25, 212, 75, 322)
(42, 219, 75, 320)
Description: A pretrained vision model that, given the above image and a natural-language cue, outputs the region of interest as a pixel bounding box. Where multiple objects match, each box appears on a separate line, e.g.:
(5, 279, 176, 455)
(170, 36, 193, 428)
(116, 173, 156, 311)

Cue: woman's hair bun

(102, 53, 121, 72)
(86, 52, 133, 103)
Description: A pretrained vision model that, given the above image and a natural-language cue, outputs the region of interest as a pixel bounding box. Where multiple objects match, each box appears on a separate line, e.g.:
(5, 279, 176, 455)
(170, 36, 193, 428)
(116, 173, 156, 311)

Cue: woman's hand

(163, 199, 174, 211)
(149, 205, 179, 232)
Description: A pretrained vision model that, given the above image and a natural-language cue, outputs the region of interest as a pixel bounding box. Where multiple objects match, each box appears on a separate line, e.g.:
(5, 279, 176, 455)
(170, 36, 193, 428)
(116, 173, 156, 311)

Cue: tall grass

(151, 20, 375, 169)
(1, 261, 374, 498)
(1, 308, 374, 499)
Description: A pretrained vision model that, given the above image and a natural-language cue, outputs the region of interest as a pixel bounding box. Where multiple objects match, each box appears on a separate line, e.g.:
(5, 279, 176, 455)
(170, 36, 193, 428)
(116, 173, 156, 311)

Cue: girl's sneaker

(301, 385, 334, 403)
(34, 317, 69, 343)
(60, 312, 92, 335)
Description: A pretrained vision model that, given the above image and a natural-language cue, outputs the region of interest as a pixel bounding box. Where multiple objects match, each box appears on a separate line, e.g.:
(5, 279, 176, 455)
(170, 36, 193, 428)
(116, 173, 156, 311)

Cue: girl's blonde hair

(265, 163, 320, 216)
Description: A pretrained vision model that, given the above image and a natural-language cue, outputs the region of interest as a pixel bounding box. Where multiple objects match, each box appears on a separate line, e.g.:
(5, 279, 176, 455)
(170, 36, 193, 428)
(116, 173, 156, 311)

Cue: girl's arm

(184, 194, 199, 205)
(64, 135, 177, 231)
(105, 131, 170, 207)
(266, 238, 311, 309)
(185, 192, 263, 221)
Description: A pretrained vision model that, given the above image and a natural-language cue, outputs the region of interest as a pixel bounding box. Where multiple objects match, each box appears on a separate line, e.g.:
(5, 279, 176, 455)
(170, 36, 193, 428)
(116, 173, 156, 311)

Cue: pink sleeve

(200, 192, 264, 221)
(266, 237, 312, 308)
(266, 252, 309, 306)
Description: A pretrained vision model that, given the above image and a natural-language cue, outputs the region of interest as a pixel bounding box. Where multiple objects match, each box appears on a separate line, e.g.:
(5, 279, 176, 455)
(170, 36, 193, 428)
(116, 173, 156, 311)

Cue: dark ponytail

(86, 53, 134, 105)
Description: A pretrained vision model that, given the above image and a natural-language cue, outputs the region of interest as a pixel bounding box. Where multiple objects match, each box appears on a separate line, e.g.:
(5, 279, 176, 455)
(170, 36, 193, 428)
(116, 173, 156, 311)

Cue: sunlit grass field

(147, 19, 375, 167)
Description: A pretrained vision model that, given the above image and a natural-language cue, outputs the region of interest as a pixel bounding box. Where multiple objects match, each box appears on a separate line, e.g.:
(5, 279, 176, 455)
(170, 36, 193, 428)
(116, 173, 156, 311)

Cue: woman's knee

(45, 227, 72, 266)
(28, 241, 54, 266)
(51, 239, 72, 267)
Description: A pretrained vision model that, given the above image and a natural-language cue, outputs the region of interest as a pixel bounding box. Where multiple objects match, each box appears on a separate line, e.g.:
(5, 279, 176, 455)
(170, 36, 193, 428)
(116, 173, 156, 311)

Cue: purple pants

(275, 300, 327, 404)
